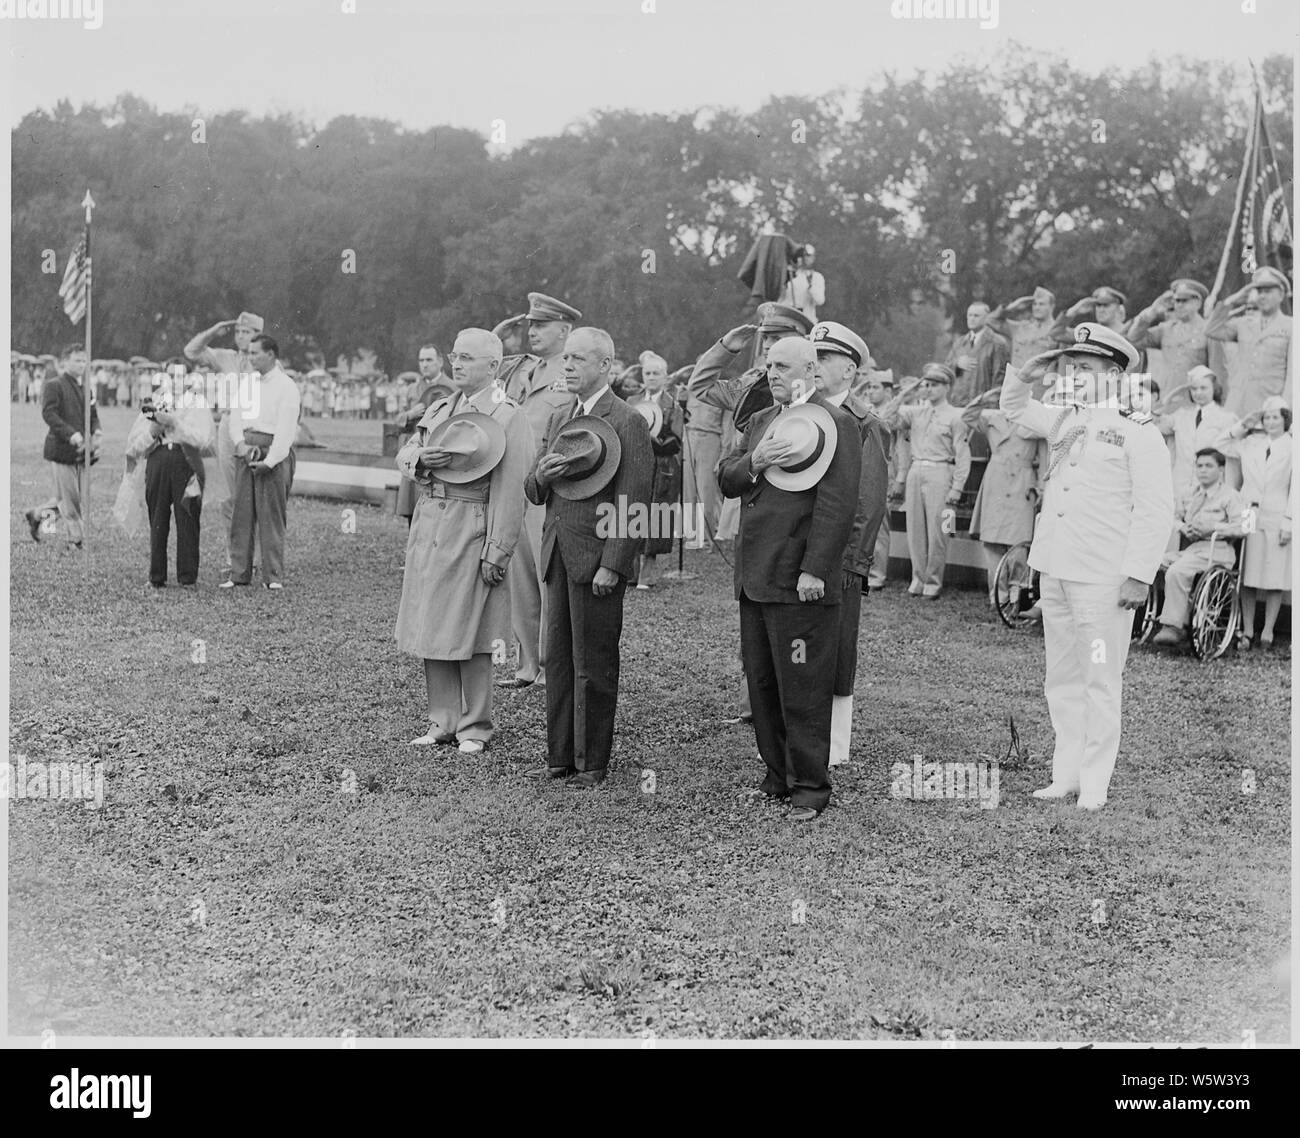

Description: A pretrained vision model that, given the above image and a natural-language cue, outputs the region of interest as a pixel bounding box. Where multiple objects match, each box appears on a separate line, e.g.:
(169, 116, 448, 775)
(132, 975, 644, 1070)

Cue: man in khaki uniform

(881, 363, 972, 599)
(498, 292, 580, 688)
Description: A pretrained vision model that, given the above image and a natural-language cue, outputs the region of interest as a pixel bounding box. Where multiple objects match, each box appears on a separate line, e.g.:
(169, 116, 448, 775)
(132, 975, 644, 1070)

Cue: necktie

(1195, 408, 1202, 427)
(1265, 445, 1271, 461)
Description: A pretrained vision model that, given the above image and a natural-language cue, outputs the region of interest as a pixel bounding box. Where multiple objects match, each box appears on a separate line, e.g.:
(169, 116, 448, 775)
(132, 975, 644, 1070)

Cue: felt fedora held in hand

(549, 415, 622, 500)
(758, 401, 838, 492)
(633, 398, 663, 438)
(423, 412, 507, 484)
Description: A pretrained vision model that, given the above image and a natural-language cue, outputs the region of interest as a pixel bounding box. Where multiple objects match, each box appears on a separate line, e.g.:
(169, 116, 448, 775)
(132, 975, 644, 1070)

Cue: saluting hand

(720, 324, 759, 353)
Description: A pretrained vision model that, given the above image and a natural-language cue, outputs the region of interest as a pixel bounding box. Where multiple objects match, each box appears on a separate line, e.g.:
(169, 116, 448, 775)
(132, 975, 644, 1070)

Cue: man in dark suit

(27, 343, 102, 548)
(718, 337, 861, 820)
(947, 302, 1011, 405)
(810, 322, 890, 767)
(524, 327, 654, 788)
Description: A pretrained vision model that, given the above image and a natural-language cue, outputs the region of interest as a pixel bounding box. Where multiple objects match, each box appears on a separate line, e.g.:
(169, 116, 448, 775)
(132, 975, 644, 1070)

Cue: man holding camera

(219, 335, 301, 591)
(124, 360, 215, 587)
(27, 343, 101, 549)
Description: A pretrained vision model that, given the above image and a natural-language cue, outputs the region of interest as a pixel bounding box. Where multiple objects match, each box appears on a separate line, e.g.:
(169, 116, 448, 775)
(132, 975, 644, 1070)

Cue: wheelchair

(1141, 533, 1243, 661)
(993, 540, 1040, 630)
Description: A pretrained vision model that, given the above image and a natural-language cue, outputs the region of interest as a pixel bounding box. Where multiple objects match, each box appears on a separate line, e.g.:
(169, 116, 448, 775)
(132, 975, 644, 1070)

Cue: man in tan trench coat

(395, 328, 535, 754)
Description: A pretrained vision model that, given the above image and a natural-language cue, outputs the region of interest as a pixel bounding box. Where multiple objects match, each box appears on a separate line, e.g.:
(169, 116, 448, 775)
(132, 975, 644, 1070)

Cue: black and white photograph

(2, 0, 1294, 1077)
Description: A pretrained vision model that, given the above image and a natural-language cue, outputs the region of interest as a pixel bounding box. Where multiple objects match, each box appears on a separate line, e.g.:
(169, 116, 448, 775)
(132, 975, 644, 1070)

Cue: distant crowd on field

(10, 351, 439, 421)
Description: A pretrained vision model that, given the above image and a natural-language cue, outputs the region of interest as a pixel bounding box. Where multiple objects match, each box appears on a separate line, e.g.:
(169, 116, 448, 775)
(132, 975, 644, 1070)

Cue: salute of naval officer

(1001, 322, 1174, 811)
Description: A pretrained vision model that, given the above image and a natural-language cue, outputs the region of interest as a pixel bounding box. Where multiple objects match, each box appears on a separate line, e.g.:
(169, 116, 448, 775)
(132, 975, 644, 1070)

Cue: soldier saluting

(1000, 323, 1174, 812)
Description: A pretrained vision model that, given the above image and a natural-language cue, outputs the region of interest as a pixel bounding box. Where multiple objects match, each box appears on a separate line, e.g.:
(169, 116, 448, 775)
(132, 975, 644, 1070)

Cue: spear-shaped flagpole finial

(83, 189, 95, 224)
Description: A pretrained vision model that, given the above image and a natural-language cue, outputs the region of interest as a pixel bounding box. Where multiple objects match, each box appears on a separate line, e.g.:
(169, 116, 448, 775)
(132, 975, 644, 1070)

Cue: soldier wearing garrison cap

(1207, 266, 1293, 416)
(810, 321, 890, 767)
(494, 291, 581, 688)
(1001, 322, 1174, 811)
(879, 361, 971, 599)
(987, 287, 1059, 368)
(184, 310, 266, 580)
(1128, 278, 1211, 393)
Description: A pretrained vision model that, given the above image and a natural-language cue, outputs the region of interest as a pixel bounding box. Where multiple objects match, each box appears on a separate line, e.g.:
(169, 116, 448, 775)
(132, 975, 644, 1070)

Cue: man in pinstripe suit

(524, 328, 655, 788)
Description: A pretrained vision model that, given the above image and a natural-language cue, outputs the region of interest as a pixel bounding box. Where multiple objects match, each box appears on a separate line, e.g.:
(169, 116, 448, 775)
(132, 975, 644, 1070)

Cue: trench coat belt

(913, 458, 955, 465)
(423, 480, 489, 503)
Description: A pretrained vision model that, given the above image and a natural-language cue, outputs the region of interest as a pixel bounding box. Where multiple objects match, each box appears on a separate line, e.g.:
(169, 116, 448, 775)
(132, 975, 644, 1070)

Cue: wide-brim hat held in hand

(756, 401, 838, 492)
(633, 398, 664, 438)
(549, 415, 622, 500)
(423, 412, 507, 484)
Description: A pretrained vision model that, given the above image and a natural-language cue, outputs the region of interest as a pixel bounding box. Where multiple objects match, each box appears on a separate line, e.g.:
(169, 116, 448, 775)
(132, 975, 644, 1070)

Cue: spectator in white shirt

(220, 334, 301, 590)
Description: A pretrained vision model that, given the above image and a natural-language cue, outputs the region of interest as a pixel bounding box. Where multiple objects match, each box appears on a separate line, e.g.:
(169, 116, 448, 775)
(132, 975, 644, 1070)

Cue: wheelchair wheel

(994, 542, 1038, 630)
(1133, 571, 1163, 642)
(1189, 566, 1241, 661)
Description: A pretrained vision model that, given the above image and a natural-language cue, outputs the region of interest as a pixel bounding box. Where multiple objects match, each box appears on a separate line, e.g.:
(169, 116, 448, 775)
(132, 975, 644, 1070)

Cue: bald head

(766, 337, 817, 405)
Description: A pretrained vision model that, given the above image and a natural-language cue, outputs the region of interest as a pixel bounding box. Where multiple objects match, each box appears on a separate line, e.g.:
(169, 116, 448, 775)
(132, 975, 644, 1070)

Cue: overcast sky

(2, 0, 1295, 143)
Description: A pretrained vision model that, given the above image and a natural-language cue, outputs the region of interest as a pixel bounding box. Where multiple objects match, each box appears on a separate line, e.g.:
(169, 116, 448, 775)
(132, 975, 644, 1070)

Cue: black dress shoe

(566, 770, 607, 789)
(745, 782, 790, 802)
(25, 509, 43, 542)
(524, 765, 569, 780)
(497, 677, 535, 689)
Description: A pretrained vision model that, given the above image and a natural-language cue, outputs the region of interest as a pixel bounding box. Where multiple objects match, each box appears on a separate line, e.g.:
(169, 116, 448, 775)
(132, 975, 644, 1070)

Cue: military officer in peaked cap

(496, 291, 581, 689)
(1127, 278, 1210, 394)
(688, 303, 816, 439)
(810, 321, 890, 767)
(1001, 322, 1174, 811)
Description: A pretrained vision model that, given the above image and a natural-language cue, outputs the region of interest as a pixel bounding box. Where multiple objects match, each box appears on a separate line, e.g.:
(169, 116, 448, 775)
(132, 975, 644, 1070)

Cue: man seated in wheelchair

(1152, 447, 1245, 648)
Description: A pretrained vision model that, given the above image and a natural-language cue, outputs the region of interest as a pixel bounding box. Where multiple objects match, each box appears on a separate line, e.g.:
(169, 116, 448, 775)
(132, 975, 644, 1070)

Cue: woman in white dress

(1214, 396, 1292, 649)
(1154, 365, 1238, 505)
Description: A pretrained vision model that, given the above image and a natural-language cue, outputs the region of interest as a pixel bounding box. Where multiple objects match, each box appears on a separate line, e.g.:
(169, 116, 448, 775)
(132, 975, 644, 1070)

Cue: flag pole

(81, 189, 96, 559)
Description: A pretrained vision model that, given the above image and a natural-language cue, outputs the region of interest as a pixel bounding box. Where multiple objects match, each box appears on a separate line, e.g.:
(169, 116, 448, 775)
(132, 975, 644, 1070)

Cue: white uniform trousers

(1038, 575, 1135, 805)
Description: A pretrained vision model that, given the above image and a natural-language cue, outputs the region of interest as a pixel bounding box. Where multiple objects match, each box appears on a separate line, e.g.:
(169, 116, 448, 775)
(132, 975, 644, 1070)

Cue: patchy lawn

(7, 402, 1291, 1041)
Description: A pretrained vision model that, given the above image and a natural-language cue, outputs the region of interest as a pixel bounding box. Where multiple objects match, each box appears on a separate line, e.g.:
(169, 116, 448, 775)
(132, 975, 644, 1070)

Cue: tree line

(10, 46, 1291, 378)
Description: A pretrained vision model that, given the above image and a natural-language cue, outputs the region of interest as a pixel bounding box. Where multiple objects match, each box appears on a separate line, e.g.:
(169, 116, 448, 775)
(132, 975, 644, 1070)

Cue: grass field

(6, 402, 1292, 1041)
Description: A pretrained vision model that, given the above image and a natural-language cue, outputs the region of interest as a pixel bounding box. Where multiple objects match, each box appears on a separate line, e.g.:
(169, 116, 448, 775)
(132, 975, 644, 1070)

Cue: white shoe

(1031, 784, 1077, 799)
(265, 582, 283, 590)
(218, 580, 236, 589)
(458, 739, 486, 755)
(1076, 797, 1106, 812)
(410, 732, 455, 746)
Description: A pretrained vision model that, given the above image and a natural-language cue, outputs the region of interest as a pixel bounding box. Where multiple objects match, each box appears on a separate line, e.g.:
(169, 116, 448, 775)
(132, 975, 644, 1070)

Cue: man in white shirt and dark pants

(1001, 323, 1173, 811)
(221, 334, 301, 590)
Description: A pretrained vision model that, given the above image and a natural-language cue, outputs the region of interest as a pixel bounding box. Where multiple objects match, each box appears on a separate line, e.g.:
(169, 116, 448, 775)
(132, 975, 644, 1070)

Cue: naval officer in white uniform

(1000, 323, 1174, 811)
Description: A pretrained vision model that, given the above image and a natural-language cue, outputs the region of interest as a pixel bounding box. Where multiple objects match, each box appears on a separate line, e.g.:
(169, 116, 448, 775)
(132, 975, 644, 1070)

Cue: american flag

(59, 235, 91, 324)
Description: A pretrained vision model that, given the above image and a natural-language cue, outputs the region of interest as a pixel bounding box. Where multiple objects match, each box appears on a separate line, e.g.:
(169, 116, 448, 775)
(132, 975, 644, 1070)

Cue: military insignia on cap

(812, 324, 830, 341)
(1075, 325, 1092, 343)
